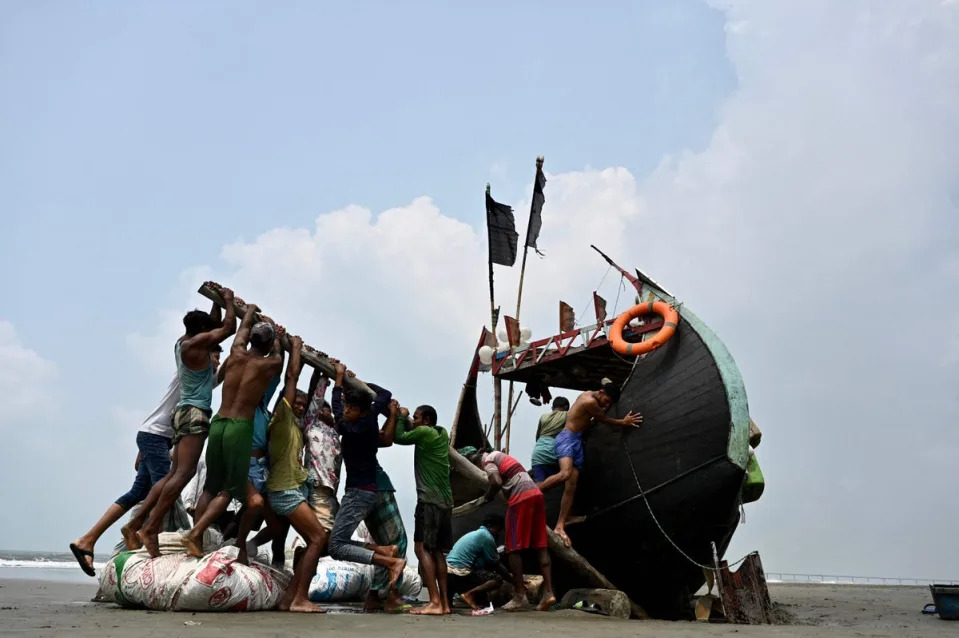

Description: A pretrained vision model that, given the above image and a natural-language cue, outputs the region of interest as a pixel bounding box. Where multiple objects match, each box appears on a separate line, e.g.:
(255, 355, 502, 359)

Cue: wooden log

(447, 448, 648, 619)
(197, 281, 374, 397)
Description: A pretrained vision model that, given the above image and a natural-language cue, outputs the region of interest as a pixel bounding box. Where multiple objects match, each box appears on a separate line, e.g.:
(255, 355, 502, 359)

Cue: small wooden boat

(449, 247, 758, 619)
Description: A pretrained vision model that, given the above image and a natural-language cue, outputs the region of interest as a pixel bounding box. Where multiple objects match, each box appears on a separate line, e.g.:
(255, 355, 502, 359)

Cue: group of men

(68, 295, 573, 614)
(70, 295, 422, 613)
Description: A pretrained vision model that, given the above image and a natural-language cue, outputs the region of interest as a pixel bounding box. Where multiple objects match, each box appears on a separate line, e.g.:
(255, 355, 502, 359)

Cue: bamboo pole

(503, 156, 544, 456)
(197, 281, 374, 396)
(487, 183, 504, 451)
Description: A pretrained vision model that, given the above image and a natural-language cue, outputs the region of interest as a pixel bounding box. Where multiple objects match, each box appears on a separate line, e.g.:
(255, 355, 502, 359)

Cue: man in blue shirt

(445, 515, 510, 610)
(327, 361, 407, 596)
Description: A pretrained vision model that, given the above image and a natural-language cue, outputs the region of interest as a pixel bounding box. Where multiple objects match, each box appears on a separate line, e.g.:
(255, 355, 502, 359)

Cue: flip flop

(69, 543, 96, 577)
(386, 603, 413, 614)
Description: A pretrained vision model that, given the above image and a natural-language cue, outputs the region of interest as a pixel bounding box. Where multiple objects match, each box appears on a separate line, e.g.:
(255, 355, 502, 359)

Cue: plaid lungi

(365, 490, 408, 592)
(172, 405, 212, 445)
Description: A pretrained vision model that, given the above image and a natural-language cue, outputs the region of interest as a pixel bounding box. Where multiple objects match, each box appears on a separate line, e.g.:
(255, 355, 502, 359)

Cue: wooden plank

(197, 281, 374, 396)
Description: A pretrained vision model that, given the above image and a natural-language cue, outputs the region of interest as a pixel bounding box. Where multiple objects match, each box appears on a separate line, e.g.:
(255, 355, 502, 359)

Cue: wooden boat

(449, 248, 756, 619)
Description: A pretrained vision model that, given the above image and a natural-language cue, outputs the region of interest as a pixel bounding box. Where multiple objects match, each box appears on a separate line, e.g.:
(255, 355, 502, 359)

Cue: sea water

(0, 549, 106, 583)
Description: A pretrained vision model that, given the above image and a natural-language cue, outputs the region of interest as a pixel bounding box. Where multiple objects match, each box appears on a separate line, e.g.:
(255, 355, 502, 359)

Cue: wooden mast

(486, 183, 504, 451)
(503, 156, 544, 453)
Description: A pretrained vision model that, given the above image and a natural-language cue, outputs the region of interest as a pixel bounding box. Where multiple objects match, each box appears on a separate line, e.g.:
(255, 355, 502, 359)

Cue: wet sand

(0, 579, 952, 637)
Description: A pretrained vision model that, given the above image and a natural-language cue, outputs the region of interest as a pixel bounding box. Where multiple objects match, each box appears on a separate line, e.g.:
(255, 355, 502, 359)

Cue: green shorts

(205, 415, 254, 501)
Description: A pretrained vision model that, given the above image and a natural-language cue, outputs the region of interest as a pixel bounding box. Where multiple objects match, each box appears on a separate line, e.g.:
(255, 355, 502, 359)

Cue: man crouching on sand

(180, 304, 282, 563)
(265, 335, 328, 613)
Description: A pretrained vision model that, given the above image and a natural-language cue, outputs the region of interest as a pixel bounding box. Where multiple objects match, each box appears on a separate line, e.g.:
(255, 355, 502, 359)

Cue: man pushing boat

(536, 381, 642, 547)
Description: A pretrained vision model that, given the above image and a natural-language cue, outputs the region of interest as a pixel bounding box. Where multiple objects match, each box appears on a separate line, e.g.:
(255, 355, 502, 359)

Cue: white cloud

(126, 1, 959, 578)
(0, 321, 58, 430)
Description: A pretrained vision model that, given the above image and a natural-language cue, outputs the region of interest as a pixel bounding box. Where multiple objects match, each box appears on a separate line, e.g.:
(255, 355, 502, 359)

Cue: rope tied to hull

(614, 345, 753, 573)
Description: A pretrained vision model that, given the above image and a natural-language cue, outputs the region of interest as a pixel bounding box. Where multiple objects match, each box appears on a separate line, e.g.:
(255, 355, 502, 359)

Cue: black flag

(526, 163, 546, 255)
(486, 192, 518, 266)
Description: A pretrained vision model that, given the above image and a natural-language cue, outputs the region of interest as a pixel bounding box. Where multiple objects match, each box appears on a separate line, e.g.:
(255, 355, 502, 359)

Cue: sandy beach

(0, 579, 952, 637)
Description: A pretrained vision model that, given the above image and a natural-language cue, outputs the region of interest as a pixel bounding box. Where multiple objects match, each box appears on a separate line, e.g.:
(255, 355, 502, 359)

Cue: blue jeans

(328, 488, 378, 565)
(115, 431, 172, 510)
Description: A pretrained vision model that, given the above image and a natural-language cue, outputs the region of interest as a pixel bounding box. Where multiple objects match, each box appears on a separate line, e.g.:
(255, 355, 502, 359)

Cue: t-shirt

(536, 410, 567, 439)
(332, 383, 392, 491)
(139, 374, 179, 439)
(252, 373, 282, 452)
(482, 451, 539, 504)
(446, 527, 499, 573)
(531, 435, 558, 468)
(266, 398, 309, 492)
(394, 414, 453, 507)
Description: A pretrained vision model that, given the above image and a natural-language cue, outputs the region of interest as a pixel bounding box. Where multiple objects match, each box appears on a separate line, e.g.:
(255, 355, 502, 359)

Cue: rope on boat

(616, 354, 752, 573)
(574, 265, 612, 328)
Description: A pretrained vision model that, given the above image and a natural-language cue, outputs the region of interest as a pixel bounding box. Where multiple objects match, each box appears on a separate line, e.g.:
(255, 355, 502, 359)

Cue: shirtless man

(180, 303, 284, 563)
(121, 294, 237, 556)
(537, 382, 642, 547)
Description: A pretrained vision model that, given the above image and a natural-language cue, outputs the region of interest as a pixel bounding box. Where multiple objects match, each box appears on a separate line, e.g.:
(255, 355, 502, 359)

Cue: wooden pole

(197, 281, 375, 396)
(503, 156, 544, 456)
(486, 183, 504, 452)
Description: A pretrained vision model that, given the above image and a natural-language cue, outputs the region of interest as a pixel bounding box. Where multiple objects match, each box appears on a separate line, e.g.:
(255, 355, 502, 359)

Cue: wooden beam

(198, 281, 374, 397)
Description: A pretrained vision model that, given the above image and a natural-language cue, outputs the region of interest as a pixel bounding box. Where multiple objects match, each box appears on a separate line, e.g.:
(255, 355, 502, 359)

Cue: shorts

(505, 492, 548, 552)
(268, 483, 310, 517)
(531, 463, 559, 483)
(172, 405, 212, 445)
(308, 485, 339, 531)
(554, 428, 584, 469)
(413, 501, 453, 552)
(447, 569, 502, 597)
(248, 456, 269, 494)
(204, 415, 254, 501)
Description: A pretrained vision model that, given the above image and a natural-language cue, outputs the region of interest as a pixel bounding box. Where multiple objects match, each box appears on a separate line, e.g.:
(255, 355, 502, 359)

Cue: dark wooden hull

(452, 311, 748, 618)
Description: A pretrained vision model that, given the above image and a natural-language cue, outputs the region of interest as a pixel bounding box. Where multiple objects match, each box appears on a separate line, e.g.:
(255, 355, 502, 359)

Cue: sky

(2, 1, 958, 581)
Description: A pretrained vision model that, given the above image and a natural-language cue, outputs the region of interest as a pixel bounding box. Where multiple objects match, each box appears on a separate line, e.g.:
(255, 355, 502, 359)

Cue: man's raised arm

(368, 383, 393, 417)
(282, 335, 304, 406)
(232, 302, 259, 351)
(189, 288, 237, 349)
(588, 397, 642, 427)
(378, 400, 400, 448)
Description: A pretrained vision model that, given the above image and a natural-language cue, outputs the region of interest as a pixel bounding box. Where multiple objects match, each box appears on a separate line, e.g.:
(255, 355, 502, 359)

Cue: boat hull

(453, 306, 749, 618)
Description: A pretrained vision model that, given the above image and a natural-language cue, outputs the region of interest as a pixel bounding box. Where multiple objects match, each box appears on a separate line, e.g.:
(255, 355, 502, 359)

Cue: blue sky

(3, 1, 958, 581)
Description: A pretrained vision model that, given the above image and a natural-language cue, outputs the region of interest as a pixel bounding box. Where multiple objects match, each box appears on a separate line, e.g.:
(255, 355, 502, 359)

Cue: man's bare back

(217, 304, 284, 420)
(218, 350, 283, 420)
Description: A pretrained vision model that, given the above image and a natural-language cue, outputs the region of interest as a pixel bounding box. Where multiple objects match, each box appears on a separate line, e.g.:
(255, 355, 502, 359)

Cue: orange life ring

(608, 301, 679, 356)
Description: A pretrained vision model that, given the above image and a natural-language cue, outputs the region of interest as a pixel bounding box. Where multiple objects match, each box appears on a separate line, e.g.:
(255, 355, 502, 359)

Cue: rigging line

(611, 274, 626, 318)
(613, 345, 752, 573)
(574, 265, 612, 328)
